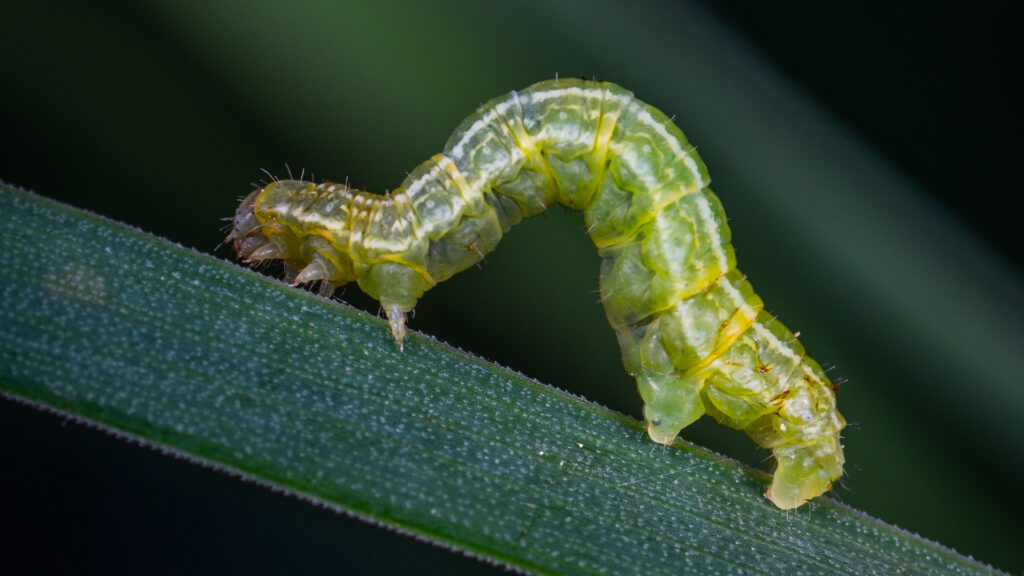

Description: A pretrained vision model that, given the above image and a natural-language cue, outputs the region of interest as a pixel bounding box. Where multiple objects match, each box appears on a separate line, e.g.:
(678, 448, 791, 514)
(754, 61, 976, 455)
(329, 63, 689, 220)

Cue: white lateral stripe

(291, 206, 347, 233)
(448, 96, 518, 159)
(694, 194, 728, 272)
(750, 322, 803, 366)
(404, 156, 452, 198)
(717, 275, 805, 370)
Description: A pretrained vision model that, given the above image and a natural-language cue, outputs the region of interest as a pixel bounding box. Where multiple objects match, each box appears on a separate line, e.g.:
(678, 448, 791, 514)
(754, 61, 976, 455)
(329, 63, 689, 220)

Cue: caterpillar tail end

(764, 436, 845, 510)
(383, 304, 408, 351)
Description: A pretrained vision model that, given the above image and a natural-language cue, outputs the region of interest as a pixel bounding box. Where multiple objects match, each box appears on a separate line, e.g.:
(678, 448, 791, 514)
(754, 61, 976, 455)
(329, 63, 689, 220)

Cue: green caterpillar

(228, 78, 845, 509)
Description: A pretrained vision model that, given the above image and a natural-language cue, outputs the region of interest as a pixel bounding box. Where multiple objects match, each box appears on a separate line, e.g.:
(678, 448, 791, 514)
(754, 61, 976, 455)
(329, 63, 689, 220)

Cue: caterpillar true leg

(228, 78, 845, 509)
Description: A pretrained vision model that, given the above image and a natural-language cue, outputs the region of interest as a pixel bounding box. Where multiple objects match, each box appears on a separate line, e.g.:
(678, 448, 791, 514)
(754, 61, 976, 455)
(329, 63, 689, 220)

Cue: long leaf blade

(0, 184, 1001, 575)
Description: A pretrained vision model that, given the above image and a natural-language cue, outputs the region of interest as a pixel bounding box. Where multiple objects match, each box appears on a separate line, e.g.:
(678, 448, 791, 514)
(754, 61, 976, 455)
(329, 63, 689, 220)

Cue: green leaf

(0, 183, 1001, 574)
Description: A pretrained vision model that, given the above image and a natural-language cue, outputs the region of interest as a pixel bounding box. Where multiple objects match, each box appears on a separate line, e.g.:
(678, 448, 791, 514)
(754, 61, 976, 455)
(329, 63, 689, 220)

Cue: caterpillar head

(227, 189, 267, 259)
(226, 183, 416, 350)
(227, 185, 304, 268)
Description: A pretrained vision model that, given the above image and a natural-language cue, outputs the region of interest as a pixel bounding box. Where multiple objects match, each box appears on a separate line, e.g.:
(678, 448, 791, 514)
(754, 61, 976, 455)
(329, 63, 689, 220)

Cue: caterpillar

(228, 78, 845, 510)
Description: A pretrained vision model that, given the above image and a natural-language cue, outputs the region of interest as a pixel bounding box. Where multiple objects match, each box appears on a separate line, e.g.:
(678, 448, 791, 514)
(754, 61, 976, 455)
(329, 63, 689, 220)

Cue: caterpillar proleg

(228, 79, 845, 509)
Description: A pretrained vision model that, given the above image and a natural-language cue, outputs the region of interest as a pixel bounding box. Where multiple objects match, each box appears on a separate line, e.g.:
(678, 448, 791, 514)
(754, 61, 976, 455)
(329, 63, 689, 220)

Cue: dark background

(1, 1, 1020, 573)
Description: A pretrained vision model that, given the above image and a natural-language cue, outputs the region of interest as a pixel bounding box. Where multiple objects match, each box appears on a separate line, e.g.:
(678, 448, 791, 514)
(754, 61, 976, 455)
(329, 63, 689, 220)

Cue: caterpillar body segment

(229, 78, 845, 509)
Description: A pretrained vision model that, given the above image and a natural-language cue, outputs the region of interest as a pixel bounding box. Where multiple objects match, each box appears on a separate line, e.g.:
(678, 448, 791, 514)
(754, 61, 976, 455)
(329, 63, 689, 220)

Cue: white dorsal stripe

(717, 274, 817, 383)
(447, 86, 704, 193)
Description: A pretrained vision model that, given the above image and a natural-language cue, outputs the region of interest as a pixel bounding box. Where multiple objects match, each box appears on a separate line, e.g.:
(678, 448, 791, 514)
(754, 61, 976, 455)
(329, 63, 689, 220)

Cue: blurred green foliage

(1, 0, 1020, 573)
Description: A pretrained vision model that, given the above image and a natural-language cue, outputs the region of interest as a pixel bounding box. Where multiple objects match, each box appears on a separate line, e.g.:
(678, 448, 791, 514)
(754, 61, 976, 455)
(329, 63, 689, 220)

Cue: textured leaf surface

(0, 184, 1001, 575)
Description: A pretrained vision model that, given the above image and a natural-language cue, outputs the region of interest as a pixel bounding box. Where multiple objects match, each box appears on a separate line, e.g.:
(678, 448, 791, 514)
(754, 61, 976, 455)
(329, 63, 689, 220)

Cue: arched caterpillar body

(228, 78, 845, 509)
